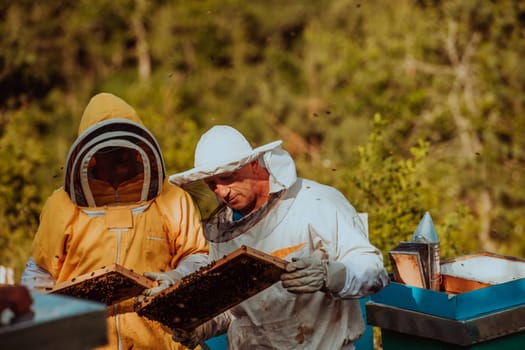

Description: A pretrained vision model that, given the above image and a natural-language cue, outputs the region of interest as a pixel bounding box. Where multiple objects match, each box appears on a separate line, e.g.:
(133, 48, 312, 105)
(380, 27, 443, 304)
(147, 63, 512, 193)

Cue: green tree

(1, 0, 524, 280)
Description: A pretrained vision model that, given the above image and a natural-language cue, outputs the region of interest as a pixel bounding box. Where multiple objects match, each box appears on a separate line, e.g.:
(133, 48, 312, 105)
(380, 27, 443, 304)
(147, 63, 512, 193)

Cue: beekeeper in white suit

(168, 125, 389, 350)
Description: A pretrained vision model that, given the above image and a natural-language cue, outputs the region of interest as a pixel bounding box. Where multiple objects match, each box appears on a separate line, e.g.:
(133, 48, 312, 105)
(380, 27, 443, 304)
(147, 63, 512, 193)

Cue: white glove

(142, 270, 183, 296)
(172, 325, 207, 349)
(281, 256, 347, 294)
(21, 257, 56, 291)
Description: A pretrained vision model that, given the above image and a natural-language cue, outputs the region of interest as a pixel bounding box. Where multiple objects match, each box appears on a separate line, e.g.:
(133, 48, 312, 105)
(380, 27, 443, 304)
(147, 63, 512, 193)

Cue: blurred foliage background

(1, 0, 524, 287)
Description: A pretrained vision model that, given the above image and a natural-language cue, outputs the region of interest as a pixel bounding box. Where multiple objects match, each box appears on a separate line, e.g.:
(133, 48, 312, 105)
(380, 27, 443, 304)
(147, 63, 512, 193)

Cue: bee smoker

(389, 212, 441, 290)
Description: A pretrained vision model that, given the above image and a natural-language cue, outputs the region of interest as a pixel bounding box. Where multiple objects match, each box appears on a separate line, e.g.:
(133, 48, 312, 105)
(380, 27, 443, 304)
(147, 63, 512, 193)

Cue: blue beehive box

(367, 252, 525, 349)
(372, 252, 525, 320)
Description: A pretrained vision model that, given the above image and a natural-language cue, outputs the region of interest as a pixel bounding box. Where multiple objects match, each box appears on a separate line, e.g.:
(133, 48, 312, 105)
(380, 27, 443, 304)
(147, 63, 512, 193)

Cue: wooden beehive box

(46, 264, 155, 305)
(136, 245, 288, 331)
(440, 251, 525, 294)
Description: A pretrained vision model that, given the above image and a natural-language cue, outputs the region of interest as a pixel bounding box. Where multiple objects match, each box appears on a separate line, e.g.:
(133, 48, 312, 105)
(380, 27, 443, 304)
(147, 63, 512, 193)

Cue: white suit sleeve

(307, 187, 389, 299)
(337, 213, 390, 298)
(21, 256, 56, 291)
(195, 311, 232, 340)
(338, 250, 390, 298)
(171, 253, 211, 277)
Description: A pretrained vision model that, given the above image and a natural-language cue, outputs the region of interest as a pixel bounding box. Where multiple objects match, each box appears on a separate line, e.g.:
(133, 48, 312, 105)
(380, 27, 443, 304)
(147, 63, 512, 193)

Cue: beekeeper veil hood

(64, 93, 166, 207)
(169, 125, 297, 193)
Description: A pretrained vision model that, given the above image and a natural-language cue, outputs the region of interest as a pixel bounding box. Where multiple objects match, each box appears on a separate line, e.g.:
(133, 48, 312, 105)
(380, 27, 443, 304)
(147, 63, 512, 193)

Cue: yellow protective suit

(29, 93, 208, 350)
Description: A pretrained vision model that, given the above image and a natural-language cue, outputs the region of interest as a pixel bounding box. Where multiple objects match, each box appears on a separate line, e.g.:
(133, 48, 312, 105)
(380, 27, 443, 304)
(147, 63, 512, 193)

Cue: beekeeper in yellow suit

(21, 92, 209, 349)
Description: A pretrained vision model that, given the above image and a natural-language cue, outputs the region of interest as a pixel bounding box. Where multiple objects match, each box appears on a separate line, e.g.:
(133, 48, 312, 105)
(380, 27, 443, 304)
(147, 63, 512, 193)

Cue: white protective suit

(191, 146, 390, 350)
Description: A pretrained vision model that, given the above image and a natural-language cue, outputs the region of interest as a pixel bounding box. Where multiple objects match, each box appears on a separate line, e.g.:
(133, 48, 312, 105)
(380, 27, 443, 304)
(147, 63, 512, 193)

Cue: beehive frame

(136, 245, 288, 330)
(46, 264, 155, 305)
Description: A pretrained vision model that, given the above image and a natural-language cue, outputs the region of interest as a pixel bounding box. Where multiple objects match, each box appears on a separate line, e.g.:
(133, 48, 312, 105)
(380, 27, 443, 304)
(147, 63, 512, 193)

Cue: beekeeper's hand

(281, 256, 347, 294)
(142, 270, 183, 296)
(172, 326, 207, 349)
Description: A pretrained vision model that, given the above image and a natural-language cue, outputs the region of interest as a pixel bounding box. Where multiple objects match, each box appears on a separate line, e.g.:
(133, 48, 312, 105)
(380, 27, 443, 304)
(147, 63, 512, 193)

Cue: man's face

(204, 161, 269, 215)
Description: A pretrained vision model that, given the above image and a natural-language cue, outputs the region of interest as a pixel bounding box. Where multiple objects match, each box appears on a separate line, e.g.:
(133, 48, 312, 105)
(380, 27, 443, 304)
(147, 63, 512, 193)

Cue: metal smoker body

(410, 212, 441, 290)
(389, 212, 441, 290)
